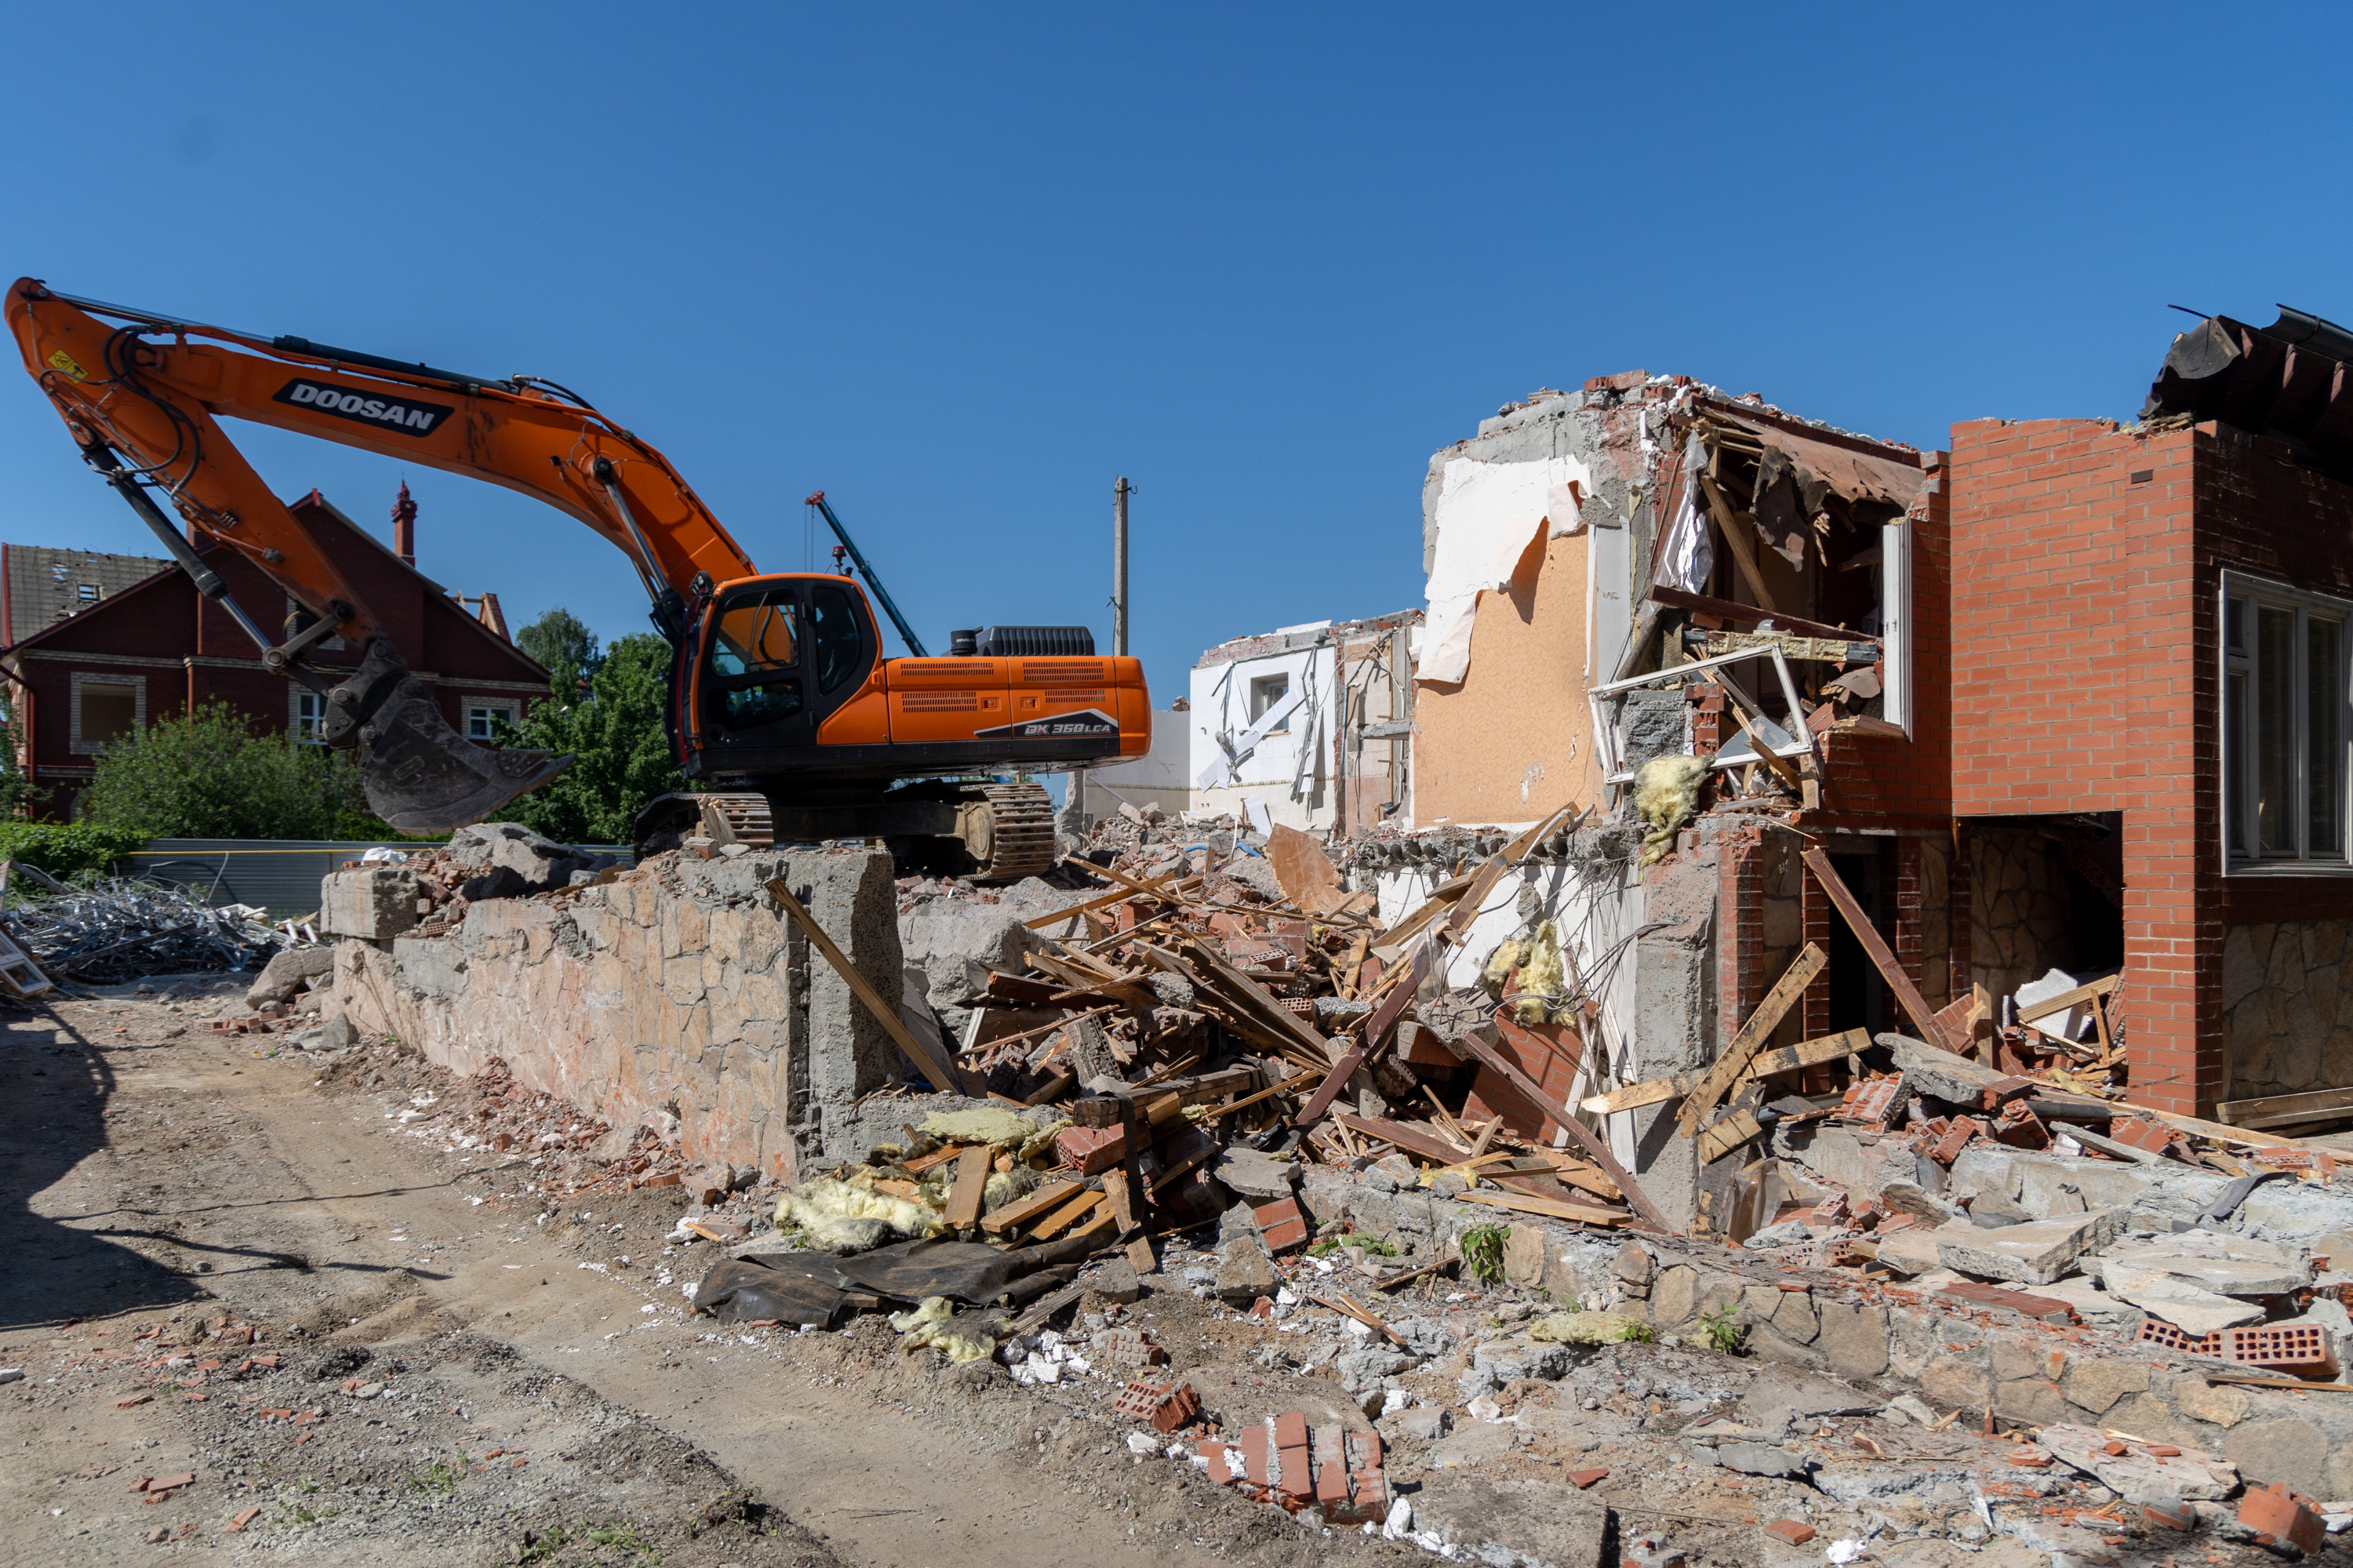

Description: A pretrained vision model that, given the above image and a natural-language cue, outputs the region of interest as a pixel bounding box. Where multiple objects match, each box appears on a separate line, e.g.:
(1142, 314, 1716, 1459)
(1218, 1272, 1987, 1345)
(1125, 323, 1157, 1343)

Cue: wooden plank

(1024, 951, 1160, 1009)
(2056, 1124, 2163, 1166)
(1023, 875, 1199, 930)
(1697, 471, 1779, 613)
(980, 1179, 1082, 1234)
(1442, 1029, 1671, 1232)
(1067, 1066, 1259, 1127)
(1707, 682, 1803, 791)
(2015, 973, 2120, 1027)
(2217, 1084, 2353, 1132)
(1647, 585, 1863, 644)
(1454, 1188, 1631, 1227)
(1697, 1109, 1767, 1165)
(766, 878, 958, 1093)
(1331, 1111, 1467, 1167)
(1027, 1191, 1107, 1240)
(1676, 942, 1827, 1134)
(1293, 935, 1435, 1126)
(1102, 1166, 1140, 1234)
(901, 1142, 966, 1176)
(1800, 848, 1961, 1053)
(1743, 1027, 1871, 1082)
(2129, 1103, 2319, 1152)
(941, 1145, 992, 1228)
(1175, 938, 1335, 1062)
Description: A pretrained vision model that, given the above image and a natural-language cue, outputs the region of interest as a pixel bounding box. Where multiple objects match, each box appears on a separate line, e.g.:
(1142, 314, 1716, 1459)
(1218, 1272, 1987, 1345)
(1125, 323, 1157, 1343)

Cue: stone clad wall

(2222, 918, 2353, 1101)
(1968, 824, 2080, 1004)
(332, 846, 901, 1182)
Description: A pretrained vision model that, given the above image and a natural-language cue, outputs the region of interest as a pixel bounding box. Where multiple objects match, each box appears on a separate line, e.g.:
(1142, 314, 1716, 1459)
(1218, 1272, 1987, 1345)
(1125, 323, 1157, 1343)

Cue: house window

(2224, 571, 2351, 869)
(76, 584, 98, 604)
(69, 671, 143, 753)
(1248, 673, 1291, 733)
(466, 701, 519, 742)
(293, 689, 325, 744)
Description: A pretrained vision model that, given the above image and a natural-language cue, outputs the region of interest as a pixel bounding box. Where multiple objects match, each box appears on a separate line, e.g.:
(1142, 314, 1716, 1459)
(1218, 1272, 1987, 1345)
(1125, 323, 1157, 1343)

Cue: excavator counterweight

(5, 279, 1147, 874)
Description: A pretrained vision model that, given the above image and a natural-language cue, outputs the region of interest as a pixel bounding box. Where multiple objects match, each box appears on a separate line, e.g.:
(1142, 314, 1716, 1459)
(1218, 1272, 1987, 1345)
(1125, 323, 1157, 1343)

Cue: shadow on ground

(0, 1004, 208, 1329)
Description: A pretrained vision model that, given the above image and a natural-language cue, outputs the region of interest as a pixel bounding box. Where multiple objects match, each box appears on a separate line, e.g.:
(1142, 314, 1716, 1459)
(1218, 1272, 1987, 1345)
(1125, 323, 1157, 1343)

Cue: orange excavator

(5, 279, 1147, 879)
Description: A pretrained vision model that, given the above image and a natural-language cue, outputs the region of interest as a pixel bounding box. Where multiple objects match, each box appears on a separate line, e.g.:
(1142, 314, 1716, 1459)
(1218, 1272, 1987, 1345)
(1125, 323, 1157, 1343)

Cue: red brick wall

(1940, 417, 2353, 1115)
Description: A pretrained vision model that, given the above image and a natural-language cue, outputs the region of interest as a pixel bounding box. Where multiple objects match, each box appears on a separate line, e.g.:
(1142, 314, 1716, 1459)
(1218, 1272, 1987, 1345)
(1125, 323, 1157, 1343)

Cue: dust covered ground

(0, 980, 2306, 1568)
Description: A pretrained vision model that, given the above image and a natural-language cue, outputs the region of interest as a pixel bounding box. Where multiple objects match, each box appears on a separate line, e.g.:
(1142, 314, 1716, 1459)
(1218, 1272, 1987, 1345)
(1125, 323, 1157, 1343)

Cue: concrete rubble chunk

(246, 946, 336, 1006)
(320, 865, 420, 940)
(445, 822, 597, 892)
(1213, 1237, 1278, 1305)
(1878, 1032, 2009, 1104)
(1088, 1256, 1144, 1304)
(1212, 1148, 1300, 1200)
(898, 901, 1049, 1035)
(1933, 1208, 2119, 1285)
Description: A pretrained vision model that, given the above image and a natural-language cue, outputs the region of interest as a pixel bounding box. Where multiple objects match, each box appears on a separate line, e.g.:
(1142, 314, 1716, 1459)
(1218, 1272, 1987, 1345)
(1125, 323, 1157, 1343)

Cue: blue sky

(3, 4, 2348, 700)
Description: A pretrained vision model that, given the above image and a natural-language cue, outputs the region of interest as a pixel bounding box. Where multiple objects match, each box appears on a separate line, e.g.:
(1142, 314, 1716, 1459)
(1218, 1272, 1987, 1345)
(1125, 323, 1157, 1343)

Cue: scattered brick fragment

(1566, 1467, 1609, 1488)
(2238, 1482, 2324, 1555)
(1763, 1519, 1817, 1545)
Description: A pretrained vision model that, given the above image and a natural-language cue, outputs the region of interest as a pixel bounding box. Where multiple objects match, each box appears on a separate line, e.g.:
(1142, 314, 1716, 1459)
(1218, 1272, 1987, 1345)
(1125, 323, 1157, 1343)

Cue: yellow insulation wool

(773, 1173, 944, 1253)
(1635, 755, 1707, 866)
(889, 1294, 1007, 1364)
(1508, 921, 1569, 1024)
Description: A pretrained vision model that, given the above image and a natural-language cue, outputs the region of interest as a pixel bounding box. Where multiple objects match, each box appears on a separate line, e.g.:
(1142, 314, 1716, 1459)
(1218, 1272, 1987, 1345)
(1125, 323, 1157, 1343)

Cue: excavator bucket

(354, 674, 574, 833)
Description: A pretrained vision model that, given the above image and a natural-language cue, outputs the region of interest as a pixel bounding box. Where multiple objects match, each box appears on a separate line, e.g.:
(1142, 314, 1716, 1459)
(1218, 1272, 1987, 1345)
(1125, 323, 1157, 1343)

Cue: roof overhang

(2144, 307, 2353, 480)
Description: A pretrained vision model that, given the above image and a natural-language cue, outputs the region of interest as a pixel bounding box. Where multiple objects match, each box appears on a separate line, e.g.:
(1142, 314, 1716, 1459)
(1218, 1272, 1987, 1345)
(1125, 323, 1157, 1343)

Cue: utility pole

(1112, 476, 1131, 657)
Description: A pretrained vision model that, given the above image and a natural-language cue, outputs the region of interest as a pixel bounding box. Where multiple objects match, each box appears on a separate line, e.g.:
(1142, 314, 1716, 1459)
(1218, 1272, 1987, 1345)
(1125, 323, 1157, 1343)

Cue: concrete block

(2095, 1234, 2311, 1298)
(320, 867, 420, 940)
(2105, 1270, 2268, 1337)
(2039, 1422, 2239, 1502)
(247, 946, 335, 1006)
(1933, 1209, 2118, 1285)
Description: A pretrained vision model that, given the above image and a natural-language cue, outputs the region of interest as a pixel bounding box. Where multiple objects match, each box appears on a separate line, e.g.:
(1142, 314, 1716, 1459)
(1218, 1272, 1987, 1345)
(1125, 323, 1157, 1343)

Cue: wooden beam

(2015, 973, 2120, 1027)
(1647, 585, 1863, 644)
(1441, 1028, 1671, 1232)
(1697, 1108, 1767, 1166)
(980, 1179, 1082, 1234)
(2216, 1084, 2353, 1132)
(766, 877, 959, 1093)
(1024, 874, 1200, 930)
(1744, 1026, 1871, 1082)
(1293, 935, 1435, 1126)
(943, 1145, 992, 1228)
(1454, 1188, 1631, 1227)
(1697, 471, 1779, 613)
(1676, 942, 1827, 1135)
(1799, 847, 1962, 1053)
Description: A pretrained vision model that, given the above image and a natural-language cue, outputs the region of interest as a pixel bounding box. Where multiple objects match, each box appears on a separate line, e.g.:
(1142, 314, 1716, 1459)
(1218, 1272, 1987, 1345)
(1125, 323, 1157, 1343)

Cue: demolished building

(285, 306, 2353, 1564)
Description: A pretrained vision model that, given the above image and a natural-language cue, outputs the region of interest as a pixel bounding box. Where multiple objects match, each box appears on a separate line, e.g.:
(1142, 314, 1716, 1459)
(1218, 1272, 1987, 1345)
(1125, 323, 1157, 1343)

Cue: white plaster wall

(1188, 641, 1342, 830)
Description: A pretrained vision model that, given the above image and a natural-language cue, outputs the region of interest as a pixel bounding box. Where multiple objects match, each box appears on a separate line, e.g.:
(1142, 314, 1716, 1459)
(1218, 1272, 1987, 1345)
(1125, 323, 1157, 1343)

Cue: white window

(2224, 571, 2351, 871)
(68, 671, 143, 753)
(1248, 673, 1292, 733)
(293, 689, 325, 744)
(466, 701, 518, 741)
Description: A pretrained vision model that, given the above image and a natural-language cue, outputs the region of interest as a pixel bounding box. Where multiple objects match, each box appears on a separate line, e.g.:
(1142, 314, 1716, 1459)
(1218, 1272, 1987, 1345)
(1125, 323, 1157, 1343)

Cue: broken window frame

(1587, 646, 1816, 784)
(2221, 569, 2353, 874)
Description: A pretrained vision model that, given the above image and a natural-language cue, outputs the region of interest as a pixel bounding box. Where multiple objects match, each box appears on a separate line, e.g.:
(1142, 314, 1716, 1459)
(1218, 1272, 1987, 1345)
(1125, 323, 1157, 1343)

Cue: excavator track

(966, 780, 1056, 882)
(631, 783, 1056, 882)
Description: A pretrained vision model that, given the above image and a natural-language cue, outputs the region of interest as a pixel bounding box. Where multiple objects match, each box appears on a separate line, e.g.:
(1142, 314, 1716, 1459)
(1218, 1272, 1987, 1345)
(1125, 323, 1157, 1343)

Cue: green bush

(0, 822, 144, 879)
(80, 701, 401, 841)
(493, 632, 685, 844)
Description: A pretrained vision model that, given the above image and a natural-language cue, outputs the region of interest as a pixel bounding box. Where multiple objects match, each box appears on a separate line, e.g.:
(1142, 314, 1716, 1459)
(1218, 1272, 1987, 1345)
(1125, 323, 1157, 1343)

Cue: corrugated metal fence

(120, 839, 633, 920)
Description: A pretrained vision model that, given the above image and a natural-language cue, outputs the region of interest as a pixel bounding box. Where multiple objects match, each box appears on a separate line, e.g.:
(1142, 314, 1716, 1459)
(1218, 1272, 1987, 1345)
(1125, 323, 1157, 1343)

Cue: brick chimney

(391, 481, 417, 566)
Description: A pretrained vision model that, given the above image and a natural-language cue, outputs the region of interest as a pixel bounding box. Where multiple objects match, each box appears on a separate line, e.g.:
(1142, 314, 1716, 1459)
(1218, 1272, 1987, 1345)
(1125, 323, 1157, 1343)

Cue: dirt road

(0, 980, 1412, 1568)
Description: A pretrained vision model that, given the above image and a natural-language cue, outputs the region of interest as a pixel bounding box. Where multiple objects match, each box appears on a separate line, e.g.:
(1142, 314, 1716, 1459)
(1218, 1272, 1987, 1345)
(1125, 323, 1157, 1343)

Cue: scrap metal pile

(5, 874, 293, 984)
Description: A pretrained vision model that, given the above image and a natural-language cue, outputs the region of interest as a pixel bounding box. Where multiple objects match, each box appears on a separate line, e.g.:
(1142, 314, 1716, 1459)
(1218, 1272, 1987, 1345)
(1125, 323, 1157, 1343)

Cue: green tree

(494, 633, 683, 844)
(515, 607, 600, 689)
(0, 697, 44, 820)
(82, 701, 398, 840)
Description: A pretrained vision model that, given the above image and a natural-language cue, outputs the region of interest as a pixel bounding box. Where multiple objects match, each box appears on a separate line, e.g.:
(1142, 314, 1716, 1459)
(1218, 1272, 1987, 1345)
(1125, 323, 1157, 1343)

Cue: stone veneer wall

(2221, 918, 2353, 1101)
(1967, 824, 2080, 1003)
(332, 846, 902, 1182)
(1293, 1165, 2353, 1501)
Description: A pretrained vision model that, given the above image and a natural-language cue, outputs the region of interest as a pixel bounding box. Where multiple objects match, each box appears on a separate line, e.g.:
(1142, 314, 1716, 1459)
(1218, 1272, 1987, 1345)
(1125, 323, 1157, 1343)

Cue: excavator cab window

(704, 589, 804, 731)
(809, 583, 867, 694)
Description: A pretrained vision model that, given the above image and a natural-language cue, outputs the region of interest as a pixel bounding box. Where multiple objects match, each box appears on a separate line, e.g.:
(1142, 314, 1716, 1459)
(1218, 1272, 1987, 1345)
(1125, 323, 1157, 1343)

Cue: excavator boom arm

(4, 277, 761, 831)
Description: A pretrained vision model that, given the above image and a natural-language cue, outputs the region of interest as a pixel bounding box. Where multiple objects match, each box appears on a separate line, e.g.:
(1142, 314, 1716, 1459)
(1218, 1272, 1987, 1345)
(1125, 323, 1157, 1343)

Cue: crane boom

(805, 490, 926, 657)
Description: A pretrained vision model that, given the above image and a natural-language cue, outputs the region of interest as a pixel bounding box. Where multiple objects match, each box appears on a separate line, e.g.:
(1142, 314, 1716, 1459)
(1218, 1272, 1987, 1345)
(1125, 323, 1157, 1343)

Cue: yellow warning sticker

(45, 348, 88, 382)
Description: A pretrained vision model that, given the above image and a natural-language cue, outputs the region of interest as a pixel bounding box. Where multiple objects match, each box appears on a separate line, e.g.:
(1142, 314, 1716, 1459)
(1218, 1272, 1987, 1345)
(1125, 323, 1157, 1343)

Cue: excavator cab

(685, 575, 878, 772)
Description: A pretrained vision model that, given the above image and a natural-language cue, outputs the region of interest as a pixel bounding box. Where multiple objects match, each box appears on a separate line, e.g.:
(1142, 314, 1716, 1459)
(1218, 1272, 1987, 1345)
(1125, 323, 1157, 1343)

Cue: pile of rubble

(3, 867, 301, 988)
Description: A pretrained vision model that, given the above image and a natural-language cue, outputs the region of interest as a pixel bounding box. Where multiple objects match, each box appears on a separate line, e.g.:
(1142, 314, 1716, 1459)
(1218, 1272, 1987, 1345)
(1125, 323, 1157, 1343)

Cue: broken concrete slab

(2038, 1422, 2238, 1502)
(897, 900, 1050, 1036)
(1212, 1148, 1300, 1200)
(446, 821, 599, 893)
(1879, 1032, 2007, 1105)
(2104, 1269, 2268, 1337)
(2093, 1233, 2310, 1298)
(1213, 1237, 1278, 1305)
(1933, 1210, 2120, 1285)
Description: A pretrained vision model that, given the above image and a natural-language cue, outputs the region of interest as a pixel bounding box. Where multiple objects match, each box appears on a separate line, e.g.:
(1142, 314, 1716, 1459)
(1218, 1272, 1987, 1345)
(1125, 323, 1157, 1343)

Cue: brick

(1273, 1411, 1308, 1451)
(1252, 1197, 1311, 1253)
(1566, 1467, 1609, 1488)
(1235, 1425, 1271, 1486)
(1276, 1444, 1312, 1498)
(2238, 1483, 2324, 1555)
(1198, 1439, 1236, 1485)
(1764, 1519, 1817, 1545)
